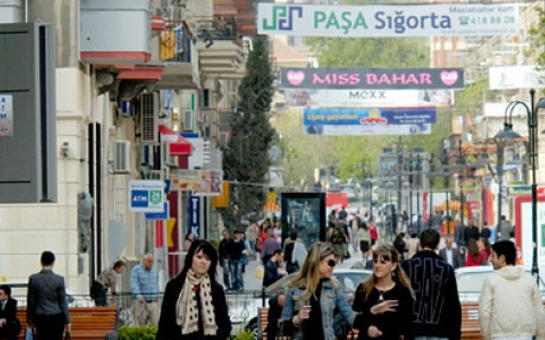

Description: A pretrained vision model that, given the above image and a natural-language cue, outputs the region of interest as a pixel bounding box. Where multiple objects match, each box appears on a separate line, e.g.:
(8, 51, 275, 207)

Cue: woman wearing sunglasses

(279, 242, 359, 340)
(352, 244, 415, 340)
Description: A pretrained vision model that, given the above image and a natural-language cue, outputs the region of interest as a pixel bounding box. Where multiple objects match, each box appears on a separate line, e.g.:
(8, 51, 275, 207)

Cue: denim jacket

(280, 278, 356, 340)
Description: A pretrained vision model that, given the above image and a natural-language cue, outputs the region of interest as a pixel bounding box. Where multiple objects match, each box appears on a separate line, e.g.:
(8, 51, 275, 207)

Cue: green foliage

(210, 238, 219, 251)
(232, 329, 254, 340)
(221, 35, 276, 226)
(528, 5, 545, 76)
(117, 325, 157, 340)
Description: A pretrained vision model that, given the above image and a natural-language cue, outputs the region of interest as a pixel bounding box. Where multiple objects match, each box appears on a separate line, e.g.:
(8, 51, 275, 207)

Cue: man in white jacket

(479, 240, 545, 340)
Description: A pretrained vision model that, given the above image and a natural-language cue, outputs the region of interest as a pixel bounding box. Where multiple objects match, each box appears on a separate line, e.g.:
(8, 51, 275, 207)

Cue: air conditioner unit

(182, 109, 193, 131)
(114, 140, 131, 174)
(139, 92, 159, 144)
(161, 142, 179, 167)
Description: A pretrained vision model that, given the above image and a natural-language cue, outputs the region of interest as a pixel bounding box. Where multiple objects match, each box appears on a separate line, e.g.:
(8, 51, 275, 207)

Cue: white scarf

(176, 269, 217, 336)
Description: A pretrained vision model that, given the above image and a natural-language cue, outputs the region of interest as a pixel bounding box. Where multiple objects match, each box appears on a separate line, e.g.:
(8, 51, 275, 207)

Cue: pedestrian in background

(27, 250, 71, 340)
(246, 219, 259, 260)
(369, 219, 379, 246)
(479, 240, 545, 340)
(353, 244, 415, 340)
(401, 229, 461, 340)
(279, 242, 360, 340)
(261, 226, 281, 265)
(157, 240, 232, 340)
(466, 238, 484, 267)
(130, 253, 159, 326)
(284, 229, 307, 274)
(263, 249, 286, 288)
(183, 231, 194, 252)
(218, 229, 231, 290)
(0, 285, 20, 340)
(90, 259, 126, 306)
(439, 238, 461, 269)
(227, 230, 245, 291)
(406, 232, 419, 260)
(498, 215, 511, 241)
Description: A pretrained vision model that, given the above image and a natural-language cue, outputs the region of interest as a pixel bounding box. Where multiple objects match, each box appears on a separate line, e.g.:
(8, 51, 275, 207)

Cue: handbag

(65, 330, 71, 340)
(255, 264, 264, 279)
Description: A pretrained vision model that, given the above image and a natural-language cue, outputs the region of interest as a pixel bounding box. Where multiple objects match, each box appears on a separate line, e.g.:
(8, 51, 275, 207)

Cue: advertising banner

(284, 89, 455, 107)
(258, 3, 519, 37)
(303, 107, 436, 126)
(304, 123, 431, 136)
(171, 170, 223, 196)
(281, 67, 464, 90)
(489, 65, 545, 90)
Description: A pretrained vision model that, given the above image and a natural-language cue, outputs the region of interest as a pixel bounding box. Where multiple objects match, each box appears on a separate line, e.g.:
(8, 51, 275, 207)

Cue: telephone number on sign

(461, 16, 516, 25)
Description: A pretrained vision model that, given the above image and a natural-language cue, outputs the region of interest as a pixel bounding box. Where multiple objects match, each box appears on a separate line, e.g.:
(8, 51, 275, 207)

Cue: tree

(220, 35, 275, 228)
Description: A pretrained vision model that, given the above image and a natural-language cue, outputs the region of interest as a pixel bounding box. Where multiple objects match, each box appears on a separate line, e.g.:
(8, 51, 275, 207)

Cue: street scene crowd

(1, 207, 543, 340)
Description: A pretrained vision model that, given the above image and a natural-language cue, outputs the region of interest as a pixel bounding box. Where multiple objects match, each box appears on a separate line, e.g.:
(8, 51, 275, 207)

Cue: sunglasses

(326, 259, 336, 268)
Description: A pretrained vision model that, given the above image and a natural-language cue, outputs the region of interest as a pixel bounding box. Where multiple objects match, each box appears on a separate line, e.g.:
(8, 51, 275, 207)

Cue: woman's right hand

(294, 305, 312, 324)
(370, 300, 398, 314)
(368, 325, 383, 338)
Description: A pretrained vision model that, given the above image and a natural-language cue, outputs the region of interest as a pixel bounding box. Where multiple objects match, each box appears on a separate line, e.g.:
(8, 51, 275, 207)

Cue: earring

(391, 270, 397, 279)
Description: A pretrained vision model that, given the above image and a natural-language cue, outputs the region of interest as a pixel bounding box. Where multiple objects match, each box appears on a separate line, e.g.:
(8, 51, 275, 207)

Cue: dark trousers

(90, 280, 108, 306)
(34, 313, 65, 340)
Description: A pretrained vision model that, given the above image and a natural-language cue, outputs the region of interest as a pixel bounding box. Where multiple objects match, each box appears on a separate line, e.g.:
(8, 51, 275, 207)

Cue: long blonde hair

(289, 242, 339, 301)
(359, 244, 415, 301)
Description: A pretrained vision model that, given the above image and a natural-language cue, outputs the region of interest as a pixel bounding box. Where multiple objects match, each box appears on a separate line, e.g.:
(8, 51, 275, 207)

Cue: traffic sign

(129, 180, 165, 212)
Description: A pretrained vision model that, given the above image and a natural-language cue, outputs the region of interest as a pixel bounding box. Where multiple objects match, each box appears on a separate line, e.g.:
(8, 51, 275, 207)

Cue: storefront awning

(159, 125, 192, 155)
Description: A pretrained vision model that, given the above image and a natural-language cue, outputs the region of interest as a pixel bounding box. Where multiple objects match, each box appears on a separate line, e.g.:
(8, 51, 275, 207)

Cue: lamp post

(497, 88, 545, 283)
(416, 154, 422, 218)
(456, 141, 466, 226)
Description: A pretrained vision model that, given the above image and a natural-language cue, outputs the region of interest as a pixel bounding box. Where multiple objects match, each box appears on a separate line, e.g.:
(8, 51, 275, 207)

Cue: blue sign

(128, 180, 165, 212)
(303, 107, 436, 125)
(188, 195, 200, 238)
(131, 190, 149, 208)
(145, 202, 169, 220)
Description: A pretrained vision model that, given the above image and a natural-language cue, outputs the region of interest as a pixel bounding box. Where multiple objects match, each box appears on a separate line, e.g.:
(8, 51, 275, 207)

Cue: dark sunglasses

(326, 259, 336, 268)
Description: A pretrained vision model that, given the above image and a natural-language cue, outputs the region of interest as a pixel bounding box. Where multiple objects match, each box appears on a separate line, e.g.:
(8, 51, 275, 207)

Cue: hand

(65, 324, 71, 332)
(371, 300, 398, 314)
(368, 325, 383, 338)
(298, 305, 312, 322)
(138, 297, 146, 303)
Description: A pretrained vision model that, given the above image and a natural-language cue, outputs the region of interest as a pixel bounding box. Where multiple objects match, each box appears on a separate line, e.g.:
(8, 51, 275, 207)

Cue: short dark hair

(419, 228, 440, 249)
(113, 260, 126, 270)
(289, 229, 298, 241)
(492, 240, 516, 265)
(0, 284, 11, 297)
(273, 249, 283, 256)
(40, 251, 55, 266)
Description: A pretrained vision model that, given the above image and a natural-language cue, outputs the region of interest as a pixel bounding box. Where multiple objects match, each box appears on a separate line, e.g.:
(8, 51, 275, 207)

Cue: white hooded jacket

(479, 266, 545, 340)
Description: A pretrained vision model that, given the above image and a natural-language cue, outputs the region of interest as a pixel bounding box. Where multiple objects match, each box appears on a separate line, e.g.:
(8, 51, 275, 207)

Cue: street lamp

(496, 88, 545, 283)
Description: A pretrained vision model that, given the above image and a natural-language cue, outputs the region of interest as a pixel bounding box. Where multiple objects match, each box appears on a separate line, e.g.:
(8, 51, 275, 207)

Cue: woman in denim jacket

(280, 242, 360, 340)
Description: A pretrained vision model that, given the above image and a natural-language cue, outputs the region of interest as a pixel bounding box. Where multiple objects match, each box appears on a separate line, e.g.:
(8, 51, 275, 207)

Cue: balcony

(152, 20, 200, 89)
(80, 0, 152, 64)
(197, 17, 246, 80)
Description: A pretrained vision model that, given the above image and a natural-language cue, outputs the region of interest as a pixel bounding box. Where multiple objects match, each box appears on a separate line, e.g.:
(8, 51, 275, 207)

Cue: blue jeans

(222, 262, 231, 289)
(229, 259, 244, 290)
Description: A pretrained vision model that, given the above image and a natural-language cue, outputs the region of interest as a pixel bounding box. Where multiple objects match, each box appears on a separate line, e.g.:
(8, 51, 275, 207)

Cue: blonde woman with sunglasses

(279, 242, 360, 340)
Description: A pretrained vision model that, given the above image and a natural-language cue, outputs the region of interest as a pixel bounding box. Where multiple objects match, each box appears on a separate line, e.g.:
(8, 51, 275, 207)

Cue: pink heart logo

(440, 71, 459, 86)
(286, 70, 305, 86)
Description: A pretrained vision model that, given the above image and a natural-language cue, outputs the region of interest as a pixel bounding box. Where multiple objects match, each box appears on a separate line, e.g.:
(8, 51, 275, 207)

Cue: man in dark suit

(439, 237, 462, 268)
(27, 251, 71, 340)
(0, 285, 20, 340)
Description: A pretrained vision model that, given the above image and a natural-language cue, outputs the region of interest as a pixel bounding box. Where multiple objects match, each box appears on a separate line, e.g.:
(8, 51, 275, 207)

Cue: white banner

(489, 65, 545, 90)
(258, 3, 520, 37)
(304, 124, 431, 136)
(284, 89, 454, 107)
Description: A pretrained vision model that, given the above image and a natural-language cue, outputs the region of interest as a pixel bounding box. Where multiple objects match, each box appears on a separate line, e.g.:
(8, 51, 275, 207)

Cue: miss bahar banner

(257, 3, 519, 37)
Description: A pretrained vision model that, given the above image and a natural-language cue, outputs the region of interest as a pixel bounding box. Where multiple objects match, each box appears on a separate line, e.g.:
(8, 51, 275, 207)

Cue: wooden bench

(15, 307, 117, 340)
(461, 302, 481, 340)
(258, 307, 359, 340)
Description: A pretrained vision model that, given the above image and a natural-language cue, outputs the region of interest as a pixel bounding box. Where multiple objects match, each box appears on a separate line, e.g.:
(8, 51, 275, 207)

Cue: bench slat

(15, 307, 117, 340)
